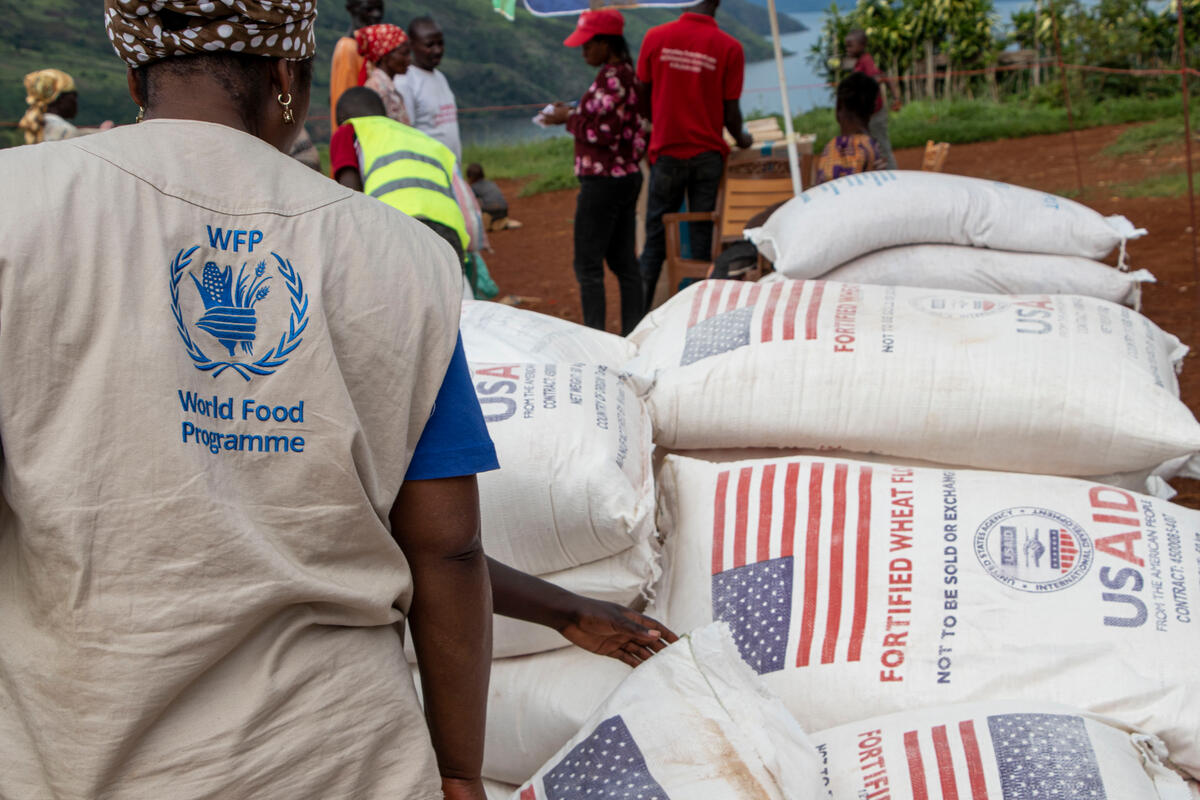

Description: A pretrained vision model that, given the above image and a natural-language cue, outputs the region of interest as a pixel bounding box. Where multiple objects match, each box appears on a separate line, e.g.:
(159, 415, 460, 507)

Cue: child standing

(814, 72, 888, 185)
(466, 163, 522, 231)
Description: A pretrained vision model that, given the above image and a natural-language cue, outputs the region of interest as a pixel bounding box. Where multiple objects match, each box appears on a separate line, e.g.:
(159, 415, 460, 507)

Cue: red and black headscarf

(354, 23, 407, 85)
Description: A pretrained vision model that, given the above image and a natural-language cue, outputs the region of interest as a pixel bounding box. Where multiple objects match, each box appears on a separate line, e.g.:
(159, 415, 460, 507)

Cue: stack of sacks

(431, 302, 657, 659)
(654, 453, 1200, 778)
(511, 623, 823, 799)
(461, 299, 635, 365)
(813, 701, 1194, 799)
(627, 279, 1200, 490)
(745, 171, 1149, 305)
(420, 302, 658, 785)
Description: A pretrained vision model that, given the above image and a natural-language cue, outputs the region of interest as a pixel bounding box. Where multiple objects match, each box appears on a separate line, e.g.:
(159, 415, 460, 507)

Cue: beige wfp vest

(0, 120, 460, 799)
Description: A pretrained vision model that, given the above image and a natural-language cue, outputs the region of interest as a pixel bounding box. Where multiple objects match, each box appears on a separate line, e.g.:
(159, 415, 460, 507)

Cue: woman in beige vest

(0, 3, 672, 800)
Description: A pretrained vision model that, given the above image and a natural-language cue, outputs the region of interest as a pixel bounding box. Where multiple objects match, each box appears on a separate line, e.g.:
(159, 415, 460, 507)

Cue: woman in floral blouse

(541, 10, 649, 335)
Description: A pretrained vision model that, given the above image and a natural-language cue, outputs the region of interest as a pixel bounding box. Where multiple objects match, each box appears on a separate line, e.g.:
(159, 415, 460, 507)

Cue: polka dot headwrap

(354, 24, 407, 65)
(104, 0, 318, 67)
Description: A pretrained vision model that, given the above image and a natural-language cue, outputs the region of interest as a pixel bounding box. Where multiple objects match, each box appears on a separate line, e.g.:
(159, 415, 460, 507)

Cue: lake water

(462, 0, 1039, 147)
(742, 0, 1037, 117)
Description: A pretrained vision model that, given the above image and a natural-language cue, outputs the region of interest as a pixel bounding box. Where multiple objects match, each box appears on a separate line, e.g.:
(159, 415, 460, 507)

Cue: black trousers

(638, 150, 724, 313)
(573, 172, 645, 335)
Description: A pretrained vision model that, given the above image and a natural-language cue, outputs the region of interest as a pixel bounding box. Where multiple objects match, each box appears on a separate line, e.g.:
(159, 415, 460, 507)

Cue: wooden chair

(923, 140, 951, 172)
(724, 117, 786, 148)
(662, 142, 812, 297)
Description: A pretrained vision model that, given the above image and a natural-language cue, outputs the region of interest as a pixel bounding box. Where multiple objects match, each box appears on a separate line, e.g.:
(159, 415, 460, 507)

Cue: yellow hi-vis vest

(348, 115, 469, 252)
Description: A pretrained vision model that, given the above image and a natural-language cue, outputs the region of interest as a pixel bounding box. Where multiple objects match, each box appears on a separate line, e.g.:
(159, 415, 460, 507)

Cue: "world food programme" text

(178, 390, 307, 455)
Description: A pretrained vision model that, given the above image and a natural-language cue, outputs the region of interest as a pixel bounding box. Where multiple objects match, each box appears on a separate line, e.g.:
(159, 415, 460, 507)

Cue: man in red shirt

(637, 0, 753, 313)
(845, 28, 902, 170)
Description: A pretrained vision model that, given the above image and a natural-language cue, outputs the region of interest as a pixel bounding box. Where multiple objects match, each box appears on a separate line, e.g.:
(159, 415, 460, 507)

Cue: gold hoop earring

(135, 106, 144, 123)
(278, 93, 295, 125)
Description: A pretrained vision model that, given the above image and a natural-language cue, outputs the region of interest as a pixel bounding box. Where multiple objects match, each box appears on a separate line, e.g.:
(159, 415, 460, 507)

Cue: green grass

(1107, 171, 1195, 198)
(787, 94, 1185, 157)
(1101, 112, 1200, 157)
(463, 136, 576, 197)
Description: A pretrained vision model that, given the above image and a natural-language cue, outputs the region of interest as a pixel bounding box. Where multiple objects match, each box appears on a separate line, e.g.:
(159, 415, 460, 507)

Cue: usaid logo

(169, 245, 309, 382)
(975, 506, 1094, 593)
(911, 295, 1008, 318)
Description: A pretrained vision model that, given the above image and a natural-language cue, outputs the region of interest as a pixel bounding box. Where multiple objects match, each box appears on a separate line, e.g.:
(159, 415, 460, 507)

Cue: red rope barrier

(460, 101, 548, 113)
(1178, 5, 1199, 285)
(1061, 63, 1190, 77)
(1053, 4, 1087, 199)
(738, 60, 1062, 97)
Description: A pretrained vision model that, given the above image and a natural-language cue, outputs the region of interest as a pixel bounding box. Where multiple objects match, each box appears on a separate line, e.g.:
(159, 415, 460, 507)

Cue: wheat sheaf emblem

(170, 246, 309, 381)
(191, 260, 272, 357)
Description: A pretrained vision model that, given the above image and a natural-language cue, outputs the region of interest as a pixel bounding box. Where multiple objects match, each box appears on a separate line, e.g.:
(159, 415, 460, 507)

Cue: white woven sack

(660, 447, 1184, 500)
(627, 279, 1200, 478)
(483, 779, 518, 800)
(513, 623, 823, 800)
(656, 453, 1200, 777)
(822, 244, 1155, 308)
(461, 300, 635, 365)
(479, 643, 633, 783)
(406, 544, 660, 661)
(744, 171, 1144, 280)
(472, 362, 655, 575)
(811, 701, 1193, 800)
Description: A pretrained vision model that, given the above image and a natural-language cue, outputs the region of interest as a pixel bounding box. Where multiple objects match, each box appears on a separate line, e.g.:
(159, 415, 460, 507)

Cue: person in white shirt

(395, 15, 462, 162)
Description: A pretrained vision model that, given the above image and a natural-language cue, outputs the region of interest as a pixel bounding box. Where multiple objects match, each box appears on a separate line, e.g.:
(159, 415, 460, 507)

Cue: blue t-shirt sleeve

(405, 334, 500, 481)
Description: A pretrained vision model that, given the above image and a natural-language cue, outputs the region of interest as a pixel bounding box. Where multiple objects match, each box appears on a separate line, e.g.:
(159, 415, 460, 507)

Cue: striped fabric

(680, 279, 825, 366)
(710, 461, 875, 673)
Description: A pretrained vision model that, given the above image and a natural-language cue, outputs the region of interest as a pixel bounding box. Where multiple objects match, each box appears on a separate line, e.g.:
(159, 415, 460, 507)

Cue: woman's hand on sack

(557, 597, 679, 667)
(541, 102, 573, 125)
(441, 777, 487, 800)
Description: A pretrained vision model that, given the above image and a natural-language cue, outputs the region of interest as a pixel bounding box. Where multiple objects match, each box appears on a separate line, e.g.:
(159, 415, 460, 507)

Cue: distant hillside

(720, 1, 806, 34)
(0, 0, 789, 140)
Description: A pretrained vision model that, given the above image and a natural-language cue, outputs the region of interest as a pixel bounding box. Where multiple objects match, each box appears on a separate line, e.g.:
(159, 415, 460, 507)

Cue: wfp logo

(170, 246, 309, 381)
(974, 506, 1094, 593)
(192, 260, 271, 357)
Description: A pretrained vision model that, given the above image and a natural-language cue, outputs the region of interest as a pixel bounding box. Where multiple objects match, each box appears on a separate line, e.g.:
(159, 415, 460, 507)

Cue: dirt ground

(481, 124, 1200, 505)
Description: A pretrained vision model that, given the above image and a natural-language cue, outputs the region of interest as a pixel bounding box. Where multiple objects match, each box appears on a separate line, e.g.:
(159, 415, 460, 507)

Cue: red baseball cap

(563, 9, 624, 47)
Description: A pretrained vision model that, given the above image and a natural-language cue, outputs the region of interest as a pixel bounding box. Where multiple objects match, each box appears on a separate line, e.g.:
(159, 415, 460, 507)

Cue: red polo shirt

(853, 53, 885, 114)
(637, 13, 745, 163)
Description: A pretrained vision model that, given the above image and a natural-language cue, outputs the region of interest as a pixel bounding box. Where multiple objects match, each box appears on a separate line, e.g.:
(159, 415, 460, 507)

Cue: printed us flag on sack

(809, 702, 1193, 800)
(707, 459, 875, 674)
(654, 454, 1200, 778)
(512, 624, 822, 800)
(626, 279, 1200, 482)
(677, 279, 825, 366)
